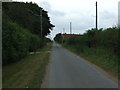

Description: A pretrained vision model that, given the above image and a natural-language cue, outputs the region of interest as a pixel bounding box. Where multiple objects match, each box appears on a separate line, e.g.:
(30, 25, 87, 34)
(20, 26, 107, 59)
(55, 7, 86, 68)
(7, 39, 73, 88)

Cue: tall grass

(63, 44, 118, 77)
(3, 43, 52, 88)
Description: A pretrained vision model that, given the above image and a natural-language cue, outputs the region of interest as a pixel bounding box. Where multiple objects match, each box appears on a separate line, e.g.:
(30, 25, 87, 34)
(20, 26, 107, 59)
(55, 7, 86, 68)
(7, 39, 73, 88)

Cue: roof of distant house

(62, 33, 80, 39)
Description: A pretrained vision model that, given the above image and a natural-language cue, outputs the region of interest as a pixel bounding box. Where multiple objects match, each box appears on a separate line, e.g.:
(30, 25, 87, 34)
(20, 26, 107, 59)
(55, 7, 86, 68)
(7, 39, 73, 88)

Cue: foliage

(54, 28, 118, 72)
(2, 2, 55, 37)
(54, 33, 62, 43)
(61, 28, 118, 54)
(29, 34, 41, 52)
(3, 43, 52, 88)
(59, 27, 118, 75)
(2, 2, 54, 65)
(2, 20, 31, 65)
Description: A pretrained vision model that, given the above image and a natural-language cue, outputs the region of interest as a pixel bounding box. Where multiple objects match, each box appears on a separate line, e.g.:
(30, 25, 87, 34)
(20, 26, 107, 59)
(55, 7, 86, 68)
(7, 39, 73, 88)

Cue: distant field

(3, 43, 52, 88)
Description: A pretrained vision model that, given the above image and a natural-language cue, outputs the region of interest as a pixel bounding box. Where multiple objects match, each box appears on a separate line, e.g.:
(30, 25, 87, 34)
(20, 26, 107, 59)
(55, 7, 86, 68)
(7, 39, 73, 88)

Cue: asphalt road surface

(42, 42, 118, 88)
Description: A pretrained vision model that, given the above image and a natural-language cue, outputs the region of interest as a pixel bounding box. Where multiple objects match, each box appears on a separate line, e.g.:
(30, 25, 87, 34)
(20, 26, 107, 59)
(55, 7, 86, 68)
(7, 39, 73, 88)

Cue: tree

(2, 2, 55, 37)
(54, 33, 62, 43)
(2, 2, 55, 65)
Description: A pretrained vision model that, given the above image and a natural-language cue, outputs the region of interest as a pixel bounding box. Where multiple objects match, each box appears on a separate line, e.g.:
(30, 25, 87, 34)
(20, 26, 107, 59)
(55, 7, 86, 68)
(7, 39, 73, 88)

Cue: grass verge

(63, 44, 118, 78)
(3, 43, 52, 88)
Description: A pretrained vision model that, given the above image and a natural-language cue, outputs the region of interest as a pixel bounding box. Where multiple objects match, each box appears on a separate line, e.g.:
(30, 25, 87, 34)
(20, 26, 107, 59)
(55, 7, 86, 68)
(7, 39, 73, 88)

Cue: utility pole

(96, 1, 98, 30)
(70, 22, 72, 34)
(40, 9, 42, 37)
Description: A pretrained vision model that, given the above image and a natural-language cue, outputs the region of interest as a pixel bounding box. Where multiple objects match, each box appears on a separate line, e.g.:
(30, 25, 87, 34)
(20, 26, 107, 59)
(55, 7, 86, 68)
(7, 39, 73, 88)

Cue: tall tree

(3, 2, 55, 37)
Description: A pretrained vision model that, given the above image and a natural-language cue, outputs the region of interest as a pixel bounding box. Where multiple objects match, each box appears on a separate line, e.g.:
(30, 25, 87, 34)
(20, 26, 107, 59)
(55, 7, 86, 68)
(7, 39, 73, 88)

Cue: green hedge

(2, 20, 43, 65)
(29, 34, 41, 52)
(3, 21, 30, 65)
(64, 28, 118, 53)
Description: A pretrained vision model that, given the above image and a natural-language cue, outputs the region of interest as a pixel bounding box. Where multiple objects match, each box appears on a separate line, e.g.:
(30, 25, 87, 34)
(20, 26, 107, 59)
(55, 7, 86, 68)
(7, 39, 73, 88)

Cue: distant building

(62, 33, 80, 40)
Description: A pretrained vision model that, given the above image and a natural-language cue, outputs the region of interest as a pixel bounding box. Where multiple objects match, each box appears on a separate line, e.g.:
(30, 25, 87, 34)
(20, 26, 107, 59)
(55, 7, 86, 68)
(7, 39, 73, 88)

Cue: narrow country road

(42, 42, 118, 88)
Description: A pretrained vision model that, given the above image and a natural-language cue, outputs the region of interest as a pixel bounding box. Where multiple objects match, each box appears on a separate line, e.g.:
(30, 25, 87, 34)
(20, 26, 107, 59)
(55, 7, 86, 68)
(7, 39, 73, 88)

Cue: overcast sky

(13, 0, 119, 39)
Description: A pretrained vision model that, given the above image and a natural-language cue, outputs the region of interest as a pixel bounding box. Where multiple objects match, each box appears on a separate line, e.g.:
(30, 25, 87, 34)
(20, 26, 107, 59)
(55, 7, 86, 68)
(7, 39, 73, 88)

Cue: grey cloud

(51, 10, 65, 16)
(39, 0, 65, 17)
(39, 0, 118, 39)
(51, 13, 94, 35)
(0, 0, 12, 2)
(99, 11, 117, 28)
(118, 1, 120, 27)
(100, 11, 116, 20)
(39, 0, 51, 12)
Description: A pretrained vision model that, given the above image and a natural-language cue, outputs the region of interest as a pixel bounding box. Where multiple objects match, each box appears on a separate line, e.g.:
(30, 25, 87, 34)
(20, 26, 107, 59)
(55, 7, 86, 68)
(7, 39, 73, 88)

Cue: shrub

(3, 21, 31, 65)
(29, 34, 41, 52)
(2, 20, 47, 65)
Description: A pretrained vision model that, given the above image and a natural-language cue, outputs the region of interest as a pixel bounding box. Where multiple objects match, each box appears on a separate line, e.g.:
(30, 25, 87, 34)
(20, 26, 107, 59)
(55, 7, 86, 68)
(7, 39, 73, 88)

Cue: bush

(2, 21, 32, 65)
(2, 20, 48, 65)
(2, 2, 54, 66)
(63, 28, 118, 55)
(29, 34, 41, 52)
(62, 28, 118, 74)
(54, 33, 62, 43)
